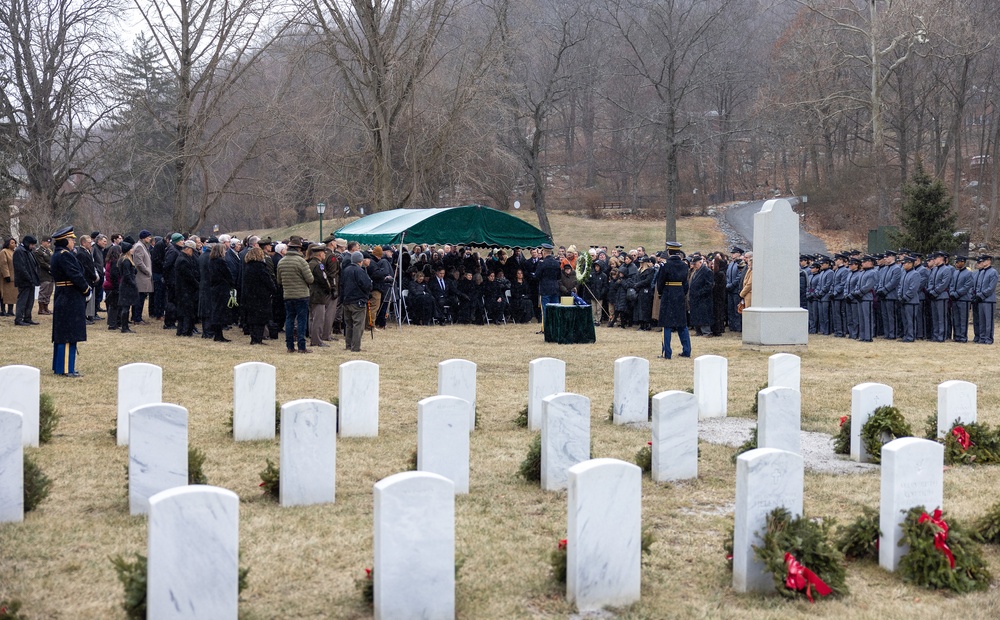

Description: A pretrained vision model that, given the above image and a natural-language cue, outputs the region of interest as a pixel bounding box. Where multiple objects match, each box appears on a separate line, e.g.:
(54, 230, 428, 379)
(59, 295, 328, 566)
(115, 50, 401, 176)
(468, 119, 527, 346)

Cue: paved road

(723, 199, 828, 256)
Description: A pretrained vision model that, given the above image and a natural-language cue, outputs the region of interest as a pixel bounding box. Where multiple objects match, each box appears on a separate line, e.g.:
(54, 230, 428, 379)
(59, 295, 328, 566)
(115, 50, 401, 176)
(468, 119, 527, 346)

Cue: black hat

(848, 249, 862, 256)
(939, 251, 950, 259)
(862, 255, 875, 262)
(884, 250, 897, 256)
(730, 246, 744, 254)
(810, 262, 821, 269)
(898, 248, 911, 255)
(978, 255, 993, 262)
(834, 253, 847, 260)
(799, 254, 810, 261)
(539, 243, 554, 250)
(207, 236, 219, 244)
(259, 237, 273, 247)
(849, 258, 861, 265)
(120, 241, 134, 254)
(90, 231, 100, 239)
(124, 235, 136, 245)
(139, 229, 152, 239)
(52, 226, 75, 241)
(954, 255, 968, 262)
(820, 257, 832, 265)
(666, 241, 683, 248)
(901, 256, 915, 264)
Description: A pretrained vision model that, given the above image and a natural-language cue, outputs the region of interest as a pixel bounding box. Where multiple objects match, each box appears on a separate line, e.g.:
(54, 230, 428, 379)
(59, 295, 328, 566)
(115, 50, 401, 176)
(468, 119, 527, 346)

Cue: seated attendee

(559, 263, 577, 296)
(427, 266, 457, 323)
(406, 270, 435, 325)
(456, 271, 478, 324)
(482, 270, 508, 323)
(509, 269, 534, 323)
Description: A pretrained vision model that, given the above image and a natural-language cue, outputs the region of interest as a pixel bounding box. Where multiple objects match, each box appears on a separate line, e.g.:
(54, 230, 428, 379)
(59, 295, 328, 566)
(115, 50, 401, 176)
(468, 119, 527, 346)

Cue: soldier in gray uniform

(877, 250, 902, 339)
(856, 255, 877, 341)
(973, 255, 997, 344)
(816, 257, 834, 335)
(927, 251, 952, 342)
(831, 254, 849, 337)
(845, 258, 861, 338)
(806, 262, 820, 334)
(914, 254, 930, 339)
(950, 255, 973, 343)
(898, 256, 921, 342)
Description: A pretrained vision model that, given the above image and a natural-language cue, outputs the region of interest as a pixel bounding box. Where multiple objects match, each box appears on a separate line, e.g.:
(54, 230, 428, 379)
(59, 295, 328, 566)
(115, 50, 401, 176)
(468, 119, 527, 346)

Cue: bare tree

(132, 0, 290, 232)
(0, 0, 123, 222)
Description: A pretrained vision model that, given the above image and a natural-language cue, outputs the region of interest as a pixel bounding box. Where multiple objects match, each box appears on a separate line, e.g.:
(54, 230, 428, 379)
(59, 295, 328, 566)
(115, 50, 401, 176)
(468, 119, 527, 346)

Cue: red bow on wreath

(952, 426, 972, 451)
(558, 538, 567, 551)
(784, 552, 832, 603)
(839, 416, 848, 428)
(918, 509, 955, 569)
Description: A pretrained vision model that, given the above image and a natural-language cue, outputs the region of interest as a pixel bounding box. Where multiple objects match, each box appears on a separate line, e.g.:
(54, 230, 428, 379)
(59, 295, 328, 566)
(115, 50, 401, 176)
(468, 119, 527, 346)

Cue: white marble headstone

(374, 471, 455, 620)
(117, 363, 162, 446)
(437, 359, 476, 432)
(879, 437, 944, 572)
(936, 380, 976, 438)
(651, 391, 698, 482)
(850, 383, 893, 463)
(613, 356, 649, 424)
(417, 395, 471, 494)
(694, 355, 727, 420)
(339, 360, 379, 437)
(0, 408, 24, 523)
(541, 393, 591, 492)
(767, 353, 800, 392)
(528, 357, 565, 431)
(757, 387, 801, 455)
(233, 362, 276, 441)
(733, 448, 803, 593)
(741, 199, 809, 345)
(129, 403, 188, 516)
(567, 458, 642, 612)
(0, 365, 40, 447)
(280, 399, 337, 507)
(148, 485, 239, 620)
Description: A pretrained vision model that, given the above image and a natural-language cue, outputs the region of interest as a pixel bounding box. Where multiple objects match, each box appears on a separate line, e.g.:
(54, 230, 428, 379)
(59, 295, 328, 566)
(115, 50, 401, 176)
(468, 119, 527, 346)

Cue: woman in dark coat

(241, 247, 275, 344)
(711, 255, 728, 336)
(174, 243, 201, 336)
(509, 269, 534, 324)
(456, 271, 477, 324)
(632, 260, 656, 330)
(608, 269, 631, 327)
(117, 243, 139, 333)
(198, 244, 214, 338)
(105, 245, 123, 330)
(208, 242, 234, 342)
(588, 261, 609, 325)
(406, 270, 435, 325)
(688, 256, 715, 335)
(481, 270, 507, 323)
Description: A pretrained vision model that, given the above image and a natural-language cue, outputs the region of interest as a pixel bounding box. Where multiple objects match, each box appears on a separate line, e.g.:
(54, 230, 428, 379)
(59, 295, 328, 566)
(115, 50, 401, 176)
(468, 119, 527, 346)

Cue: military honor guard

(50, 227, 91, 377)
(655, 241, 691, 359)
(973, 255, 997, 344)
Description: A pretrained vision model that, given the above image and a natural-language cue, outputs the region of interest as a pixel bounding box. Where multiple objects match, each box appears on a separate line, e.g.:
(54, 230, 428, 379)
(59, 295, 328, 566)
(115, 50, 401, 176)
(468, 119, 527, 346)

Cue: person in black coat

(406, 270, 435, 325)
(74, 236, 99, 322)
(209, 243, 235, 342)
(241, 247, 275, 344)
(632, 261, 656, 330)
(198, 245, 214, 338)
(688, 255, 714, 336)
(49, 227, 91, 377)
(13, 235, 40, 325)
(173, 241, 201, 336)
(105, 245, 122, 330)
(117, 243, 140, 333)
(482, 270, 508, 323)
(509, 269, 534, 324)
(655, 245, 691, 358)
(588, 261, 609, 325)
(711, 255, 728, 336)
(428, 266, 458, 323)
(162, 235, 183, 328)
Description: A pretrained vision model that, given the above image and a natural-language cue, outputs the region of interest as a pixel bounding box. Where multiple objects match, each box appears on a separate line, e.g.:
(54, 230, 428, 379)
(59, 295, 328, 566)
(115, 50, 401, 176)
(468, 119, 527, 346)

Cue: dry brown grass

(4, 312, 1000, 618)
(235, 211, 725, 256)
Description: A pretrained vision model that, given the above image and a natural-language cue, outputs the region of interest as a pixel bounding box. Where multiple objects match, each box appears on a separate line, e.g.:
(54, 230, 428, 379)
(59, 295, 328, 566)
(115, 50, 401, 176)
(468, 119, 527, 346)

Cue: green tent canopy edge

(333, 205, 553, 248)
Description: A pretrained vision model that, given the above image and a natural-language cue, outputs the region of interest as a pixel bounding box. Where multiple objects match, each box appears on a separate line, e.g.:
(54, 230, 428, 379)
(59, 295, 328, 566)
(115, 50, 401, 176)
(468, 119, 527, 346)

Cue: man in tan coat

(132, 230, 154, 323)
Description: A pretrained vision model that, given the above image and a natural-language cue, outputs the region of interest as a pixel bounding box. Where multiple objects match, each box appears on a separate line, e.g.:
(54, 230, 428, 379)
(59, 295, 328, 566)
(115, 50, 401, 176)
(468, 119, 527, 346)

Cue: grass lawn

(3, 311, 1000, 618)
(234, 211, 725, 256)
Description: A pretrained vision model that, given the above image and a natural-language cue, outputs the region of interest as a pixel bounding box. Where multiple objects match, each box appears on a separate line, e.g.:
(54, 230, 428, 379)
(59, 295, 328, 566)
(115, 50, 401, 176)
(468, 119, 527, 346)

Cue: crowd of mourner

(1, 227, 996, 377)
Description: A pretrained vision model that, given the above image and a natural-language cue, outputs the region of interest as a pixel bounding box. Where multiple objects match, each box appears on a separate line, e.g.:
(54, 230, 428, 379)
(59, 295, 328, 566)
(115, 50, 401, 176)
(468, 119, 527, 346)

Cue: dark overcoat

(198, 250, 213, 319)
(655, 256, 690, 329)
(689, 265, 714, 326)
(117, 258, 140, 307)
(50, 246, 89, 344)
(209, 256, 234, 325)
(242, 259, 275, 324)
(174, 253, 201, 318)
(632, 267, 656, 322)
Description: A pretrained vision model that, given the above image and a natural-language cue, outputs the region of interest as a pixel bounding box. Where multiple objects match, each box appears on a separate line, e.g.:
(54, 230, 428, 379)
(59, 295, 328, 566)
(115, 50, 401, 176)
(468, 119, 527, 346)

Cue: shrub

(860, 406, 912, 464)
(973, 501, 1000, 545)
(635, 442, 652, 473)
(518, 434, 541, 482)
(514, 404, 528, 428)
(897, 506, 990, 593)
(259, 459, 280, 500)
(38, 392, 59, 444)
(753, 507, 848, 601)
(23, 453, 52, 513)
(188, 447, 208, 485)
(833, 415, 851, 455)
(835, 506, 880, 561)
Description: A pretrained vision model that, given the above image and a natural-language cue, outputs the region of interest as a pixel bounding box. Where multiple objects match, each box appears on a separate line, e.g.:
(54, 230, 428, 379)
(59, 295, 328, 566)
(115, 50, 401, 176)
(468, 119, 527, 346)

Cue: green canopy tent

(333, 205, 552, 326)
(333, 204, 552, 248)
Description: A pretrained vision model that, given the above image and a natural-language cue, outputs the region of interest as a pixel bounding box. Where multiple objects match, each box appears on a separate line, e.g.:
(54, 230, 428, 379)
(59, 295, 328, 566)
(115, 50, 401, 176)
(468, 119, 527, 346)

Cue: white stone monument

(233, 362, 276, 441)
(613, 356, 649, 424)
(733, 448, 803, 593)
(650, 391, 698, 482)
(117, 363, 162, 446)
(741, 199, 809, 346)
(148, 485, 239, 620)
(528, 357, 565, 431)
(339, 360, 379, 437)
(0, 365, 40, 447)
(566, 458, 642, 612)
(280, 399, 337, 507)
(694, 355, 727, 420)
(936, 380, 976, 438)
(417, 395, 471, 494)
(879, 437, 944, 572)
(757, 387, 801, 455)
(129, 403, 188, 516)
(850, 383, 893, 463)
(374, 471, 455, 620)
(437, 359, 476, 431)
(767, 353, 800, 392)
(0, 408, 24, 523)
(541, 393, 591, 492)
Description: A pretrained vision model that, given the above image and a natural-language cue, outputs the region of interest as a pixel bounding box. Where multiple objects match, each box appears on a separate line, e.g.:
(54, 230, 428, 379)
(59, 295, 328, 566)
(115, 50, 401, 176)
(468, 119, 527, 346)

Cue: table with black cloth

(543, 303, 596, 344)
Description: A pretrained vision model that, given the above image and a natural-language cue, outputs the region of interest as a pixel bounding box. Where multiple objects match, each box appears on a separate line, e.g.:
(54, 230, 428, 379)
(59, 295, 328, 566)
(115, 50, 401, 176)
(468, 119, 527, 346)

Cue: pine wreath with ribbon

(860, 406, 912, 464)
(897, 506, 991, 593)
(752, 507, 849, 601)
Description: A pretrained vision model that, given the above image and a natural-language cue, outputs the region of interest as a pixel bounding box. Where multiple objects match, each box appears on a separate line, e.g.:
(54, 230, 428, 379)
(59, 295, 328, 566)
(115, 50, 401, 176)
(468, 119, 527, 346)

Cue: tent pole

(395, 232, 405, 328)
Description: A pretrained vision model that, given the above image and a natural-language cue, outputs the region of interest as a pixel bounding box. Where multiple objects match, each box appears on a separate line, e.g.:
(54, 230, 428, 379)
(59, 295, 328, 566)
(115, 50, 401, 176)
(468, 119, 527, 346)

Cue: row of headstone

(733, 436, 946, 593)
(0, 408, 24, 522)
(0, 365, 40, 447)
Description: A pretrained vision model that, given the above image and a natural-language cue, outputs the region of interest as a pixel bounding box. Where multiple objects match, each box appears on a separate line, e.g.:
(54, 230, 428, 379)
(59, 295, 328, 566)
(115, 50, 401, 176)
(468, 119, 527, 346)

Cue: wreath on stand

(575, 251, 593, 284)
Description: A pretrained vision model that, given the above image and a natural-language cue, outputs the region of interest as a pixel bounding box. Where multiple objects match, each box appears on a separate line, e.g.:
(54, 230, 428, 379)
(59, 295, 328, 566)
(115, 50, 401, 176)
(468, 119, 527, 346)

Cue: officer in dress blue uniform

(973, 255, 997, 344)
(655, 242, 691, 359)
(49, 227, 91, 377)
(950, 255, 973, 343)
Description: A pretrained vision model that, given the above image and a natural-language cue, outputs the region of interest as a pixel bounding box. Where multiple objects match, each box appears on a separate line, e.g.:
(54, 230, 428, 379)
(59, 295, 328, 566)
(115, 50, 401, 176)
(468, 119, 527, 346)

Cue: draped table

(543, 304, 596, 344)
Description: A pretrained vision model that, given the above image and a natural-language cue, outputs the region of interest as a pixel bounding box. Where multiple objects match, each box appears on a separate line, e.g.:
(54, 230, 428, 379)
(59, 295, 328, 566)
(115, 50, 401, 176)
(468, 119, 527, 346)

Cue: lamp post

(317, 202, 327, 240)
